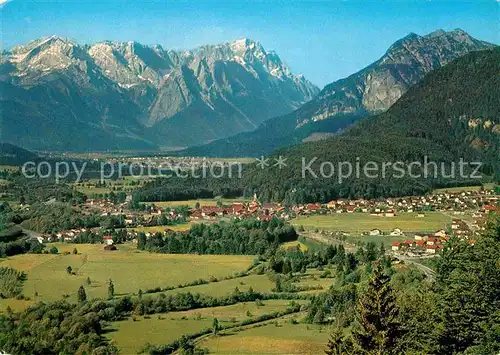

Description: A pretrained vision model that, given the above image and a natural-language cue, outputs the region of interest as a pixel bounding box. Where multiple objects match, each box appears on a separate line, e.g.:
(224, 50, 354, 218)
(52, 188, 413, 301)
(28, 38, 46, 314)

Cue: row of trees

(0, 237, 43, 258)
(138, 218, 298, 255)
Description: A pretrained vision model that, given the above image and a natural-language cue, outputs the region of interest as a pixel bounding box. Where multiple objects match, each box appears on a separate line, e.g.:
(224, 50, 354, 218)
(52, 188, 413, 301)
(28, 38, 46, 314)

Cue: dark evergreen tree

(435, 214, 500, 354)
(325, 325, 353, 355)
(77, 285, 87, 303)
(212, 317, 220, 336)
(352, 263, 403, 354)
(108, 279, 115, 300)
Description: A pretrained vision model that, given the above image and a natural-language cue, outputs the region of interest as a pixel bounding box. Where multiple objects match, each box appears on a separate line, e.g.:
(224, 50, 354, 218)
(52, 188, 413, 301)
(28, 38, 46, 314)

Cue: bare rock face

(1, 37, 319, 150)
(362, 69, 407, 113)
(308, 29, 495, 125)
(90, 37, 320, 132)
(182, 29, 496, 158)
(88, 41, 176, 88)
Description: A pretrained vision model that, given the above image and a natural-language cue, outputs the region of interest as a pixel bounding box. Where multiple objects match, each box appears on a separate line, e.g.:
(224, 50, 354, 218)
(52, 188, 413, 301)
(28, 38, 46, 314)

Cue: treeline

(138, 218, 297, 255)
(15, 203, 101, 233)
(0, 236, 43, 258)
(0, 214, 44, 259)
(132, 288, 309, 316)
(132, 176, 244, 203)
(270, 241, 383, 275)
(274, 241, 386, 323)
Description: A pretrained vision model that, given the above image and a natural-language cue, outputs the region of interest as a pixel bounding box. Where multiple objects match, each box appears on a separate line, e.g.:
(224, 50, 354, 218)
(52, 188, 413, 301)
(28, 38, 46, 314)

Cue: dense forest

(134, 49, 499, 203)
(138, 218, 298, 255)
(0, 170, 86, 207)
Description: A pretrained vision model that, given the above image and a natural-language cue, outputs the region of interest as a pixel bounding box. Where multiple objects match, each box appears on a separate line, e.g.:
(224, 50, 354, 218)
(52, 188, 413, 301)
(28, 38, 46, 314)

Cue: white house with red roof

(103, 235, 114, 245)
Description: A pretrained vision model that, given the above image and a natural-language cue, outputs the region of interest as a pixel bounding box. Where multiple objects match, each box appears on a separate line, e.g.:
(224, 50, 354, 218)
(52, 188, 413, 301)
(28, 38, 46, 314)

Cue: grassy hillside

(0, 243, 254, 306)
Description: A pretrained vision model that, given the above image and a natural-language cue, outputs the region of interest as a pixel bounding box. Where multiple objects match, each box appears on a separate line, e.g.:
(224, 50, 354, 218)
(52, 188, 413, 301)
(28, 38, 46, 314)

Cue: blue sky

(2, 0, 499, 87)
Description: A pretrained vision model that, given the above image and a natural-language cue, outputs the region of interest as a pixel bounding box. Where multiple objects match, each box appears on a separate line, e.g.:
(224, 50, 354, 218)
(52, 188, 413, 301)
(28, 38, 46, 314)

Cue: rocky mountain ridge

(183, 29, 496, 157)
(0, 36, 318, 150)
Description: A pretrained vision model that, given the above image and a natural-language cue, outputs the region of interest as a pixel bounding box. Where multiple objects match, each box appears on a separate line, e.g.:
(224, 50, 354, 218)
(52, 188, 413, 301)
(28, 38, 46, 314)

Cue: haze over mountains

(0, 29, 495, 153)
(0, 37, 317, 151)
(184, 29, 496, 157)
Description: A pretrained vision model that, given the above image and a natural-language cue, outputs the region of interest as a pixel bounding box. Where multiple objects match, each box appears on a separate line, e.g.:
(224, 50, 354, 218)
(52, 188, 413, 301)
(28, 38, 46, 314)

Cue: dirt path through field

(188, 311, 304, 352)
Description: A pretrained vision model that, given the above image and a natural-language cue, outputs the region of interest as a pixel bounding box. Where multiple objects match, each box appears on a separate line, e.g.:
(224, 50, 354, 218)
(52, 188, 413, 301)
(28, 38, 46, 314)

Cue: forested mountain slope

(135, 48, 500, 203)
(182, 29, 496, 157)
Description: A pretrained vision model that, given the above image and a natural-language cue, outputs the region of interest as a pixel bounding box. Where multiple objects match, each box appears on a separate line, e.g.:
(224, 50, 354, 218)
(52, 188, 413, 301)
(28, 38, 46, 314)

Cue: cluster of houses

(189, 199, 289, 221)
(36, 187, 497, 251)
(35, 228, 140, 246)
(84, 198, 129, 217)
(35, 229, 89, 244)
(82, 188, 497, 224)
(389, 215, 484, 256)
(391, 231, 448, 255)
(319, 188, 498, 215)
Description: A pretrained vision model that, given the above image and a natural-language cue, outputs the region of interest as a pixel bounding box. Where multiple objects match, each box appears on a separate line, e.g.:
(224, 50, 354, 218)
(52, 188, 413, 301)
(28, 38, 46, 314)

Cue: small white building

(434, 229, 447, 237)
(385, 210, 395, 217)
(390, 228, 404, 236)
(103, 236, 114, 245)
(425, 245, 437, 254)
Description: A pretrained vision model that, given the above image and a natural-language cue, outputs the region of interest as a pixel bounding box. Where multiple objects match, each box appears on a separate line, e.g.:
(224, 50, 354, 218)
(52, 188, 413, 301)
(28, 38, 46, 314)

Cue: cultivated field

(0, 243, 254, 306)
(200, 322, 331, 354)
(292, 212, 451, 235)
(72, 178, 145, 195)
(432, 183, 495, 194)
(108, 317, 213, 354)
(281, 241, 308, 251)
(160, 274, 276, 298)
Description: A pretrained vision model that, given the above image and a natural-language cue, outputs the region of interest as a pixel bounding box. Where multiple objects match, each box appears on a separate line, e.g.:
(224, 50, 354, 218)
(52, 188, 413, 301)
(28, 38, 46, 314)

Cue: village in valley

(1, 2, 500, 352)
(31, 185, 498, 261)
(2, 157, 498, 354)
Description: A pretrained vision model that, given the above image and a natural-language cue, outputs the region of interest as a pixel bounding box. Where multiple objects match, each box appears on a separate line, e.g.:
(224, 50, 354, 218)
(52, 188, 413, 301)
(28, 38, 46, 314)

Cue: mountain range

(0, 37, 317, 151)
(0, 29, 496, 153)
(134, 47, 500, 203)
(183, 29, 496, 157)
